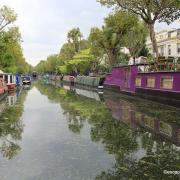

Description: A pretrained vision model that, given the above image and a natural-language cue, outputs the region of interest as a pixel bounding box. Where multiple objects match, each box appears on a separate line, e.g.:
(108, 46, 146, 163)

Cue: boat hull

(7, 83, 16, 90)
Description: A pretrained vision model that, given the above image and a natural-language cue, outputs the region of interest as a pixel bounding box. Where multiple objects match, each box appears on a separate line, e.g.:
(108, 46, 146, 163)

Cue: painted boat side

(104, 65, 180, 107)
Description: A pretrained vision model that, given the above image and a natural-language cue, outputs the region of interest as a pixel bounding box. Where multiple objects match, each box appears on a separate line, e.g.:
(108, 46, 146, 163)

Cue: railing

(138, 57, 180, 73)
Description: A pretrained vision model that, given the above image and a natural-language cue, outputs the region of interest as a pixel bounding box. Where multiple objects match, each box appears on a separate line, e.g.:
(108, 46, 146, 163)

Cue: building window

(135, 77, 141, 87)
(168, 32, 171, 38)
(146, 76, 155, 88)
(177, 43, 180, 53)
(177, 30, 180, 37)
(160, 76, 173, 89)
(160, 46, 164, 56)
(168, 45, 171, 56)
(160, 35, 163, 39)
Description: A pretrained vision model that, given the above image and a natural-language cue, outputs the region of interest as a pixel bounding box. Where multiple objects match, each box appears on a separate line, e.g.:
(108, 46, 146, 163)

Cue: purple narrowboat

(104, 62, 180, 107)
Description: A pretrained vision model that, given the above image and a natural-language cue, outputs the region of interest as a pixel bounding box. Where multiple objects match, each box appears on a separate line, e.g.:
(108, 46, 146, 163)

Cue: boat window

(146, 76, 155, 88)
(159, 121, 172, 137)
(10, 75, 13, 83)
(160, 76, 173, 89)
(5, 75, 8, 83)
(135, 77, 141, 87)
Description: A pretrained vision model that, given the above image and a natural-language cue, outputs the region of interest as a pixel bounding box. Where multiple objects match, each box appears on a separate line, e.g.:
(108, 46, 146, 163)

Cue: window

(177, 43, 180, 53)
(146, 77, 155, 88)
(168, 45, 171, 56)
(160, 76, 173, 89)
(135, 77, 141, 87)
(10, 75, 12, 83)
(168, 32, 171, 38)
(5, 75, 8, 83)
(177, 30, 180, 37)
(160, 46, 164, 56)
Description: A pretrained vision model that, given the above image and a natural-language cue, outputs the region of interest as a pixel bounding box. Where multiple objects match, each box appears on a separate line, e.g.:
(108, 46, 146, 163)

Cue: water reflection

(38, 81, 180, 179)
(104, 98, 180, 146)
(0, 81, 179, 179)
(0, 87, 29, 159)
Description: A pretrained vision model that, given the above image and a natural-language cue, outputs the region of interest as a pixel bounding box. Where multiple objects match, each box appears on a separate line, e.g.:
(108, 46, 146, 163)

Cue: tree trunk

(108, 52, 116, 66)
(149, 23, 158, 60)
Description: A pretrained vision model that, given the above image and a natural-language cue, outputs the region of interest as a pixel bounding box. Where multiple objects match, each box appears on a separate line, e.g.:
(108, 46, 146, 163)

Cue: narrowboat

(63, 75, 76, 85)
(104, 57, 180, 107)
(75, 76, 105, 89)
(0, 73, 16, 90)
(22, 76, 31, 85)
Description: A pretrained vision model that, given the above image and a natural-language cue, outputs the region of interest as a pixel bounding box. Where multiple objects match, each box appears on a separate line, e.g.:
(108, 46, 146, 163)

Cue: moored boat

(75, 76, 105, 89)
(0, 73, 16, 90)
(104, 57, 180, 107)
(0, 77, 8, 101)
(62, 75, 76, 85)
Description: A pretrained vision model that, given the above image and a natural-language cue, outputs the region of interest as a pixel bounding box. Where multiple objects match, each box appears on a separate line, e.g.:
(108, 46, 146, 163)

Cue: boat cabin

(104, 57, 180, 106)
(0, 73, 16, 90)
(0, 77, 8, 95)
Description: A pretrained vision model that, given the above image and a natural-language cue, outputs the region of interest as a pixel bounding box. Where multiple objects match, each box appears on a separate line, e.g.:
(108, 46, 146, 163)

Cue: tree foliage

(59, 49, 95, 75)
(97, 0, 180, 58)
(89, 11, 145, 65)
(0, 5, 17, 32)
(0, 6, 31, 74)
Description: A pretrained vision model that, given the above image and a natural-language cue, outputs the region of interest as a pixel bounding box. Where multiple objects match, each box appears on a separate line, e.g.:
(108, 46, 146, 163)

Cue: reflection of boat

(105, 98, 180, 146)
(6, 91, 17, 106)
(75, 88, 101, 101)
(61, 83, 102, 101)
(23, 85, 31, 90)
(0, 100, 6, 116)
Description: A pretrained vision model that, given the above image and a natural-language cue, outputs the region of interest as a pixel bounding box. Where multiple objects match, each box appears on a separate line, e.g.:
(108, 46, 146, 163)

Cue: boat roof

(0, 73, 15, 75)
(113, 63, 149, 68)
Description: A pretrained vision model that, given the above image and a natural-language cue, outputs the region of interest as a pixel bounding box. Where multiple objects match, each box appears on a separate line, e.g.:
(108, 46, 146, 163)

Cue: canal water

(0, 81, 180, 180)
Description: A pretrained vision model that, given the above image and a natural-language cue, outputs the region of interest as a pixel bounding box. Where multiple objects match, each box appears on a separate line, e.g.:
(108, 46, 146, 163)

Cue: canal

(0, 81, 180, 180)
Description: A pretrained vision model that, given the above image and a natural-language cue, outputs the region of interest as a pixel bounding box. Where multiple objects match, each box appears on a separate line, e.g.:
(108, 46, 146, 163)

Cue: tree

(0, 5, 17, 32)
(97, 0, 180, 58)
(124, 21, 148, 59)
(67, 27, 83, 52)
(89, 11, 138, 65)
(59, 42, 76, 61)
(59, 49, 95, 75)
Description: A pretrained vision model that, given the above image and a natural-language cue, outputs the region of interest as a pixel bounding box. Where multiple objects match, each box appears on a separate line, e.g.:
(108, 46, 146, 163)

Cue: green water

(0, 82, 179, 180)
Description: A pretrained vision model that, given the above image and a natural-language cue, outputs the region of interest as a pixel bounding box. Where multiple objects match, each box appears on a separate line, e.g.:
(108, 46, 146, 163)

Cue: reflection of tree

(37, 82, 180, 179)
(0, 90, 27, 159)
(36, 82, 106, 134)
(95, 92, 180, 180)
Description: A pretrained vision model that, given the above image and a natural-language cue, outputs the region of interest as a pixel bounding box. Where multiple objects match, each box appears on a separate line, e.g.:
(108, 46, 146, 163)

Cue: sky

(0, 0, 179, 66)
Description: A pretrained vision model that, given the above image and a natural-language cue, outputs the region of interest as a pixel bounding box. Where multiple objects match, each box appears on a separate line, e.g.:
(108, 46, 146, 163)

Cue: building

(146, 28, 180, 57)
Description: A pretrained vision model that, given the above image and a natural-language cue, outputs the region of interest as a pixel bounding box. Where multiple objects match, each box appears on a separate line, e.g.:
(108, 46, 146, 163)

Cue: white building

(146, 28, 180, 58)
